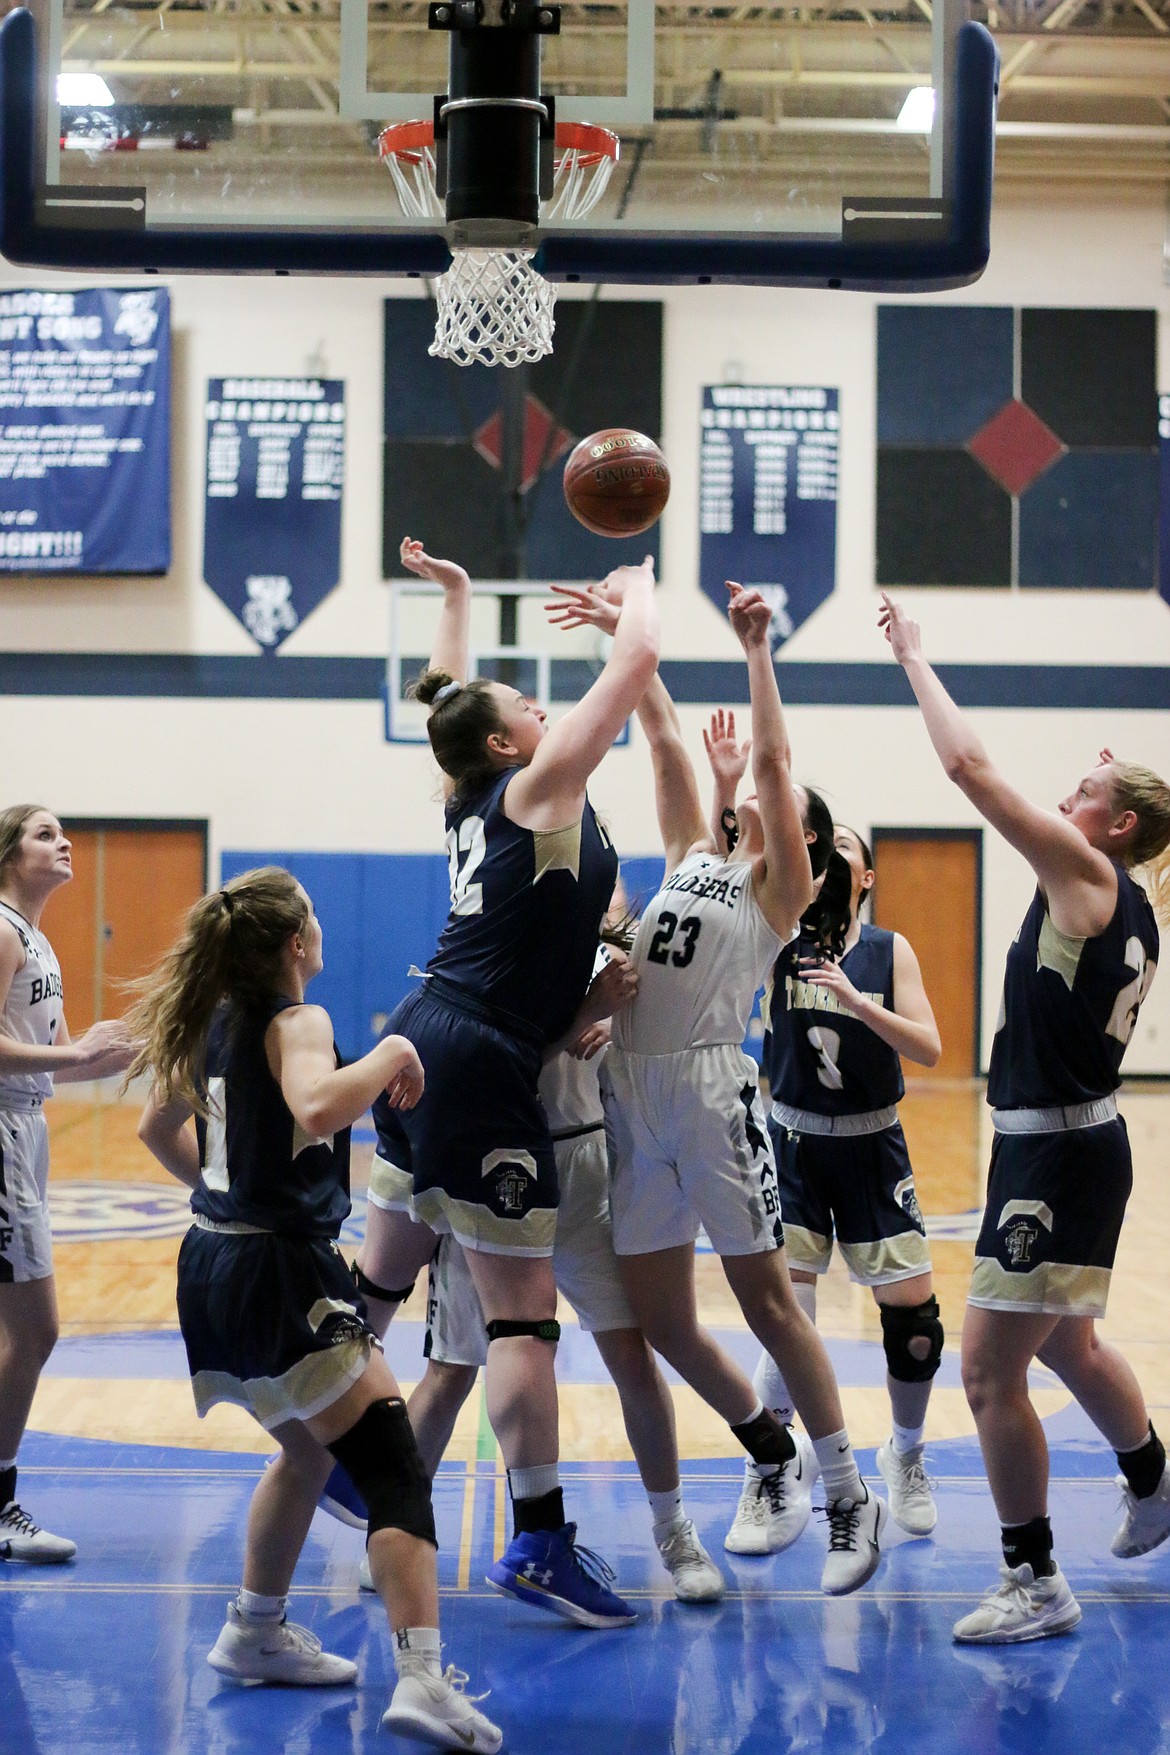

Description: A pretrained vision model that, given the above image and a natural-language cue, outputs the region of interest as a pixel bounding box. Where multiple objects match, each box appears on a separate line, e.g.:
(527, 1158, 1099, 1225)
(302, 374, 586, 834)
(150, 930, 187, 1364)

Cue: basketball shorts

(425, 1128, 635, 1367)
(770, 1117, 931, 1286)
(0, 1106, 52, 1284)
(368, 984, 558, 1258)
(176, 1223, 378, 1429)
(603, 1044, 784, 1258)
(969, 1116, 1132, 1319)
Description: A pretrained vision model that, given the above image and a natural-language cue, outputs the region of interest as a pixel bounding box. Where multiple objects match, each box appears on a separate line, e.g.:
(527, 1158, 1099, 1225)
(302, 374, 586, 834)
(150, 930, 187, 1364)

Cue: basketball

(562, 429, 671, 537)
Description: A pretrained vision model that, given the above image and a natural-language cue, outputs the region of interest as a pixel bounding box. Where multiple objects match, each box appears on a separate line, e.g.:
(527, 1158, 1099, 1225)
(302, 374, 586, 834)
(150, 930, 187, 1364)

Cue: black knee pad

(484, 1318, 561, 1344)
(881, 1296, 944, 1384)
(351, 1261, 416, 1305)
(327, 1398, 436, 1548)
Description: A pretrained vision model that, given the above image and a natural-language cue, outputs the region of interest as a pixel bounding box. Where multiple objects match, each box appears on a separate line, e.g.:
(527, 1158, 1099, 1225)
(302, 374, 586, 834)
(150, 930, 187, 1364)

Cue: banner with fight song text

(203, 377, 345, 652)
(0, 286, 170, 573)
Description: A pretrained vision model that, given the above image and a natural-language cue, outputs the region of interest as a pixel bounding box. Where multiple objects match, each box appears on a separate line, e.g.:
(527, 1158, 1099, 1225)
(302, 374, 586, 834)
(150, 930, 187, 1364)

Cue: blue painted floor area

(5, 1385, 1170, 1752)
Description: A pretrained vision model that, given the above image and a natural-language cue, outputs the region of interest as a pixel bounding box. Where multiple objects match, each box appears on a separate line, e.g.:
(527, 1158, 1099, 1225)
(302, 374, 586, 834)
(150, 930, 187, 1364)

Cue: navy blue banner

(203, 377, 345, 651)
(699, 386, 838, 649)
(0, 287, 169, 573)
(1160, 394, 1170, 608)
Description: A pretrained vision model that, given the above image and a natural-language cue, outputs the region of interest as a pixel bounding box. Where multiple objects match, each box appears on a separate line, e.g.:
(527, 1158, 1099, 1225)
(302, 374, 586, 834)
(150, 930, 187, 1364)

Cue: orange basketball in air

(563, 428, 671, 537)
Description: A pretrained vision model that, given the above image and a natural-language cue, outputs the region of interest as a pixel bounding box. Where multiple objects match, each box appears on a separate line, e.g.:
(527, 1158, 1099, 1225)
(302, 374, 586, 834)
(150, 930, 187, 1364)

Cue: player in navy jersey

(881, 593, 1170, 1645)
(351, 537, 658, 1631)
(706, 772, 944, 1547)
(548, 575, 888, 1596)
(0, 805, 136, 1566)
(130, 867, 500, 1752)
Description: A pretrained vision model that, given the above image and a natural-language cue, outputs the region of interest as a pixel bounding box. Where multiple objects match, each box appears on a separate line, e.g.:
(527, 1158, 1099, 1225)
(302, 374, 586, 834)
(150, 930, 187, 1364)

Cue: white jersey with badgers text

(0, 901, 63, 1107)
(612, 852, 792, 1055)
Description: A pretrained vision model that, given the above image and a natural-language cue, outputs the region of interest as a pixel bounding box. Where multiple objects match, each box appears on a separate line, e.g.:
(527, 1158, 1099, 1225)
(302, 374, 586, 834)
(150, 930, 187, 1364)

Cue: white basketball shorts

(603, 1043, 783, 1258)
(0, 1107, 53, 1283)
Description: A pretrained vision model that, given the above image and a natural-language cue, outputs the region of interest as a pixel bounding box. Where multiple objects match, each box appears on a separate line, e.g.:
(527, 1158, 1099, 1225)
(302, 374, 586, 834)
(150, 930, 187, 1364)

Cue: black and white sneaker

(819, 1487, 887, 1595)
(724, 1433, 818, 1555)
(0, 1500, 76, 1564)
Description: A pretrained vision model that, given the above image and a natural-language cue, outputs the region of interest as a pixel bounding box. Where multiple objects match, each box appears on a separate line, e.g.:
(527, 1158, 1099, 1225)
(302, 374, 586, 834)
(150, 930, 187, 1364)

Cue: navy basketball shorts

(969, 1116, 1132, 1320)
(770, 1117, 931, 1287)
(368, 984, 558, 1258)
(176, 1224, 377, 1429)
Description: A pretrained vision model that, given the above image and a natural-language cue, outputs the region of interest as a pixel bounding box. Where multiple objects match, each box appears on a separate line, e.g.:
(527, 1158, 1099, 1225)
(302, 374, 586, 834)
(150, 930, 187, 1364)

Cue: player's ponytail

(0, 804, 48, 883)
(412, 667, 508, 807)
(1110, 762, 1170, 925)
(123, 866, 309, 1112)
(798, 786, 852, 957)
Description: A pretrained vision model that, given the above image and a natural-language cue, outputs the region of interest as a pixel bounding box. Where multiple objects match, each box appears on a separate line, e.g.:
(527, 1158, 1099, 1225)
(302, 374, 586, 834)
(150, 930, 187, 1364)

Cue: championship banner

(203, 377, 345, 651)
(0, 286, 170, 573)
(699, 385, 838, 650)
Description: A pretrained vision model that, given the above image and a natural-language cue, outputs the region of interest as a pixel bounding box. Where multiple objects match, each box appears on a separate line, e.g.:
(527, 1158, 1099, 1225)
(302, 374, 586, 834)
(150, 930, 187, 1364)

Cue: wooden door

(42, 822, 207, 1031)
(871, 830, 981, 1080)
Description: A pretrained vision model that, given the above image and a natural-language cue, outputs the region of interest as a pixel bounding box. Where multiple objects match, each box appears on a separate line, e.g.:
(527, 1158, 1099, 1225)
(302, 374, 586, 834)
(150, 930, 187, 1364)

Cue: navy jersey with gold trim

(191, 997, 351, 1238)
(426, 767, 619, 1045)
(988, 865, 1159, 1109)
(764, 924, 904, 1115)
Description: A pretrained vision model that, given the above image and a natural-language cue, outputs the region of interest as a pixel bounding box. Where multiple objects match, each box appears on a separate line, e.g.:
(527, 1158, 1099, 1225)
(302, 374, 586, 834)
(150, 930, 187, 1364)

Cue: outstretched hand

(544, 582, 621, 638)
(399, 536, 470, 596)
(599, 554, 656, 606)
(877, 591, 922, 665)
(702, 708, 752, 788)
(726, 580, 772, 651)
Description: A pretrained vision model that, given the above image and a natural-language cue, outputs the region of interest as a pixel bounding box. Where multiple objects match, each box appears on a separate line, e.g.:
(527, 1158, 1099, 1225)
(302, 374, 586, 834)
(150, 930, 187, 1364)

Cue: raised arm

(730, 585, 815, 938)
(268, 1005, 424, 1138)
(702, 709, 751, 855)
(878, 593, 1116, 935)
(796, 931, 941, 1067)
(401, 537, 472, 683)
(637, 673, 711, 874)
(508, 558, 659, 826)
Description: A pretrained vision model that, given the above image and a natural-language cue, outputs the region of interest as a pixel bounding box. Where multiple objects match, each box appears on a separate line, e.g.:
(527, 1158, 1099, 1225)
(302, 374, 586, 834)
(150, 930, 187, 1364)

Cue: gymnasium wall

(2, 186, 1169, 1070)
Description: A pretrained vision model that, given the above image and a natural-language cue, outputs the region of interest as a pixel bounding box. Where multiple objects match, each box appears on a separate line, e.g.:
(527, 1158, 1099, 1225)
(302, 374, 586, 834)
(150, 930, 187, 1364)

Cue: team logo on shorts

(481, 1148, 538, 1216)
(996, 1199, 1054, 1271)
(894, 1177, 924, 1230)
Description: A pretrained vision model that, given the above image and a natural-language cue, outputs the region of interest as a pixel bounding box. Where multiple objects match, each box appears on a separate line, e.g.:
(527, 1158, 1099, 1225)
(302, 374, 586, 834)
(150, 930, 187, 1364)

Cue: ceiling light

(897, 87, 936, 133)
(56, 74, 115, 107)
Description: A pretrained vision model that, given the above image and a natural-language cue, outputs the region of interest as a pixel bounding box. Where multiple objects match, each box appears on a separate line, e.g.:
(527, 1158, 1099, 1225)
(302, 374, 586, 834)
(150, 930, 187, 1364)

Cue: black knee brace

(881, 1296, 944, 1384)
(484, 1318, 561, 1344)
(327, 1398, 436, 1549)
(351, 1261, 416, 1306)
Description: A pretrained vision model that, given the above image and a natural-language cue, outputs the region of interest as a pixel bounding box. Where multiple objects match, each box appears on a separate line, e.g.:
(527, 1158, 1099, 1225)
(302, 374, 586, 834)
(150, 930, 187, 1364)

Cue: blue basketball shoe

(486, 1524, 636, 1629)
(317, 1462, 367, 1530)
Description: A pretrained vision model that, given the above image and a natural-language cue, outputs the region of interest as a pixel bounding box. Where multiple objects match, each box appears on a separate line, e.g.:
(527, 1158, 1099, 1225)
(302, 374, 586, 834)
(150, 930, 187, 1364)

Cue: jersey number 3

(647, 911, 701, 968)
(447, 816, 487, 918)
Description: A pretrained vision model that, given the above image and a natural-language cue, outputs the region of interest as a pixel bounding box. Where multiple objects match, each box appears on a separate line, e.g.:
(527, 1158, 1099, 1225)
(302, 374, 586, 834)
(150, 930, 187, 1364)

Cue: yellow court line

(456, 1461, 476, 1592)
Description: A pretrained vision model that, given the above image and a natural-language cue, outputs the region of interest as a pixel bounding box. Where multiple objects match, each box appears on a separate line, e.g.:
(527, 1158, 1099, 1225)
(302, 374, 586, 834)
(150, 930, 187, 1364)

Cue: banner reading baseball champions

(203, 377, 345, 651)
(699, 385, 838, 651)
(0, 287, 170, 573)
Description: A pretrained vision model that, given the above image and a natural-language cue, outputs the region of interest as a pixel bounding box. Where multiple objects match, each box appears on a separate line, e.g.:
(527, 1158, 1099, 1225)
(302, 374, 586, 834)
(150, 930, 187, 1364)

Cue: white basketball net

(429, 247, 556, 369)
(380, 123, 617, 369)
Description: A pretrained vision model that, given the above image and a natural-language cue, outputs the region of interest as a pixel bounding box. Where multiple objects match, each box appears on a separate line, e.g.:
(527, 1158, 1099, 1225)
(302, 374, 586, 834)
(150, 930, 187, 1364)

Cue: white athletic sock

(752, 1281, 817, 1429)
(813, 1431, 865, 1505)
(892, 1421, 926, 1454)
(647, 1486, 684, 1539)
(236, 1588, 285, 1622)
(0, 1456, 17, 1470)
(508, 1463, 560, 1502)
(394, 1626, 442, 1678)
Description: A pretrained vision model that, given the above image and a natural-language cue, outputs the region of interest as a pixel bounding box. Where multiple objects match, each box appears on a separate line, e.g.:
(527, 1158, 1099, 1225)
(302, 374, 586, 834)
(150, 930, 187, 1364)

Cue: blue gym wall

(220, 850, 670, 1061)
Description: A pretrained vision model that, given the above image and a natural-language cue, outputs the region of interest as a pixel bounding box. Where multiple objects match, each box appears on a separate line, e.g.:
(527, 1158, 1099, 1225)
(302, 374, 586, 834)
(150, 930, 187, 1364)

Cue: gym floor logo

(47, 1181, 193, 1242)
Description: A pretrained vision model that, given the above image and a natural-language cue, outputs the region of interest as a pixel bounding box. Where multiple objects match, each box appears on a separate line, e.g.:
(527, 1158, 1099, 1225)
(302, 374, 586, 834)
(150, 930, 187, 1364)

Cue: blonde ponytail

(1110, 763, 1170, 926)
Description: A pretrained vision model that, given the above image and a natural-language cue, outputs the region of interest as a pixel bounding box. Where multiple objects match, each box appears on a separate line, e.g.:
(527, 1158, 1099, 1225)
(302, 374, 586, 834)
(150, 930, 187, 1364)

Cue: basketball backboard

(1, 0, 997, 290)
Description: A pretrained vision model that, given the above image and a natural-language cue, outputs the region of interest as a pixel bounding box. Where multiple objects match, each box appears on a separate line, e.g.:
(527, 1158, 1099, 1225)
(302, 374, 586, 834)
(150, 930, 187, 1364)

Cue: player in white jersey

(545, 580, 888, 1596)
(0, 806, 136, 1564)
